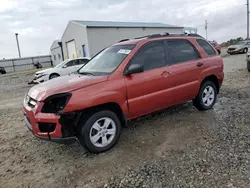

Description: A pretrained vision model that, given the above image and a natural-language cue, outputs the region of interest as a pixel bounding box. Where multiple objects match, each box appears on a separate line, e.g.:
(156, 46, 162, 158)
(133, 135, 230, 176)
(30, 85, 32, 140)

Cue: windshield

(237, 41, 247, 45)
(79, 45, 135, 75)
(55, 59, 69, 68)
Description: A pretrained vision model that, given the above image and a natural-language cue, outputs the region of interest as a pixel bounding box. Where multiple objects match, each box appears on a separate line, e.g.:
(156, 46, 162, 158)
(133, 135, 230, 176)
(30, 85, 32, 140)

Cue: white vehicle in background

(29, 57, 90, 84)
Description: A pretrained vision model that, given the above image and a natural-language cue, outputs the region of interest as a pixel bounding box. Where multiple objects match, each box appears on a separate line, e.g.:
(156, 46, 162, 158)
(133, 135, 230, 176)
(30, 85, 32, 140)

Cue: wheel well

(81, 102, 127, 127)
(49, 73, 60, 78)
(201, 75, 220, 93)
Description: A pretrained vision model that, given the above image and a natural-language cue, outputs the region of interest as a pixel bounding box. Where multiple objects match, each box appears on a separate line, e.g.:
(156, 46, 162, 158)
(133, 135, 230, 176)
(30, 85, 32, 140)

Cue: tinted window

(197, 39, 216, 56)
(129, 41, 166, 71)
(66, 60, 77, 67)
(166, 40, 200, 64)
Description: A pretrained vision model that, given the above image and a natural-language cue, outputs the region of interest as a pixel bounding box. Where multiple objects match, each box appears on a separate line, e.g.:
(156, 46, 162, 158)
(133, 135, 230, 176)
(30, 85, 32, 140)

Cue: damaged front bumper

(23, 99, 79, 145)
(28, 74, 48, 84)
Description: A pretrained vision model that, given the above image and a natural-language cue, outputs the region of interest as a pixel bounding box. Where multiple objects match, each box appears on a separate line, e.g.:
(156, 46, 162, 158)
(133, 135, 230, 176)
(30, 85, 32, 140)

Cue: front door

(61, 59, 80, 75)
(124, 40, 170, 118)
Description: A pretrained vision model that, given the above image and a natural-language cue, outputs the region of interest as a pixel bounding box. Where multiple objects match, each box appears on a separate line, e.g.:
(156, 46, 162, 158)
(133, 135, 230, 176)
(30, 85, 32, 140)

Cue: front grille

(38, 122, 56, 133)
(228, 48, 236, 51)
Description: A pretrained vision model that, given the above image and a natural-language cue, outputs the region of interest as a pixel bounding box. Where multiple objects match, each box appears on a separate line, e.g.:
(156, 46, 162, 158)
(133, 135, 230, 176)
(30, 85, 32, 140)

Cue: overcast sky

(0, 0, 246, 59)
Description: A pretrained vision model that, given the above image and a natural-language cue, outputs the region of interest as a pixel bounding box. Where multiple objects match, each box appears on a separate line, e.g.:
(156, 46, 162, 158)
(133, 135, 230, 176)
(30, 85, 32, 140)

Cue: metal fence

(0, 55, 52, 73)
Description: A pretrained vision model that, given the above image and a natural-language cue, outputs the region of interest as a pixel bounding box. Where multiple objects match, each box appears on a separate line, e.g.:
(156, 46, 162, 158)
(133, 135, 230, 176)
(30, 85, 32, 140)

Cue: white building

(61, 20, 185, 59)
(50, 40, 63, 65)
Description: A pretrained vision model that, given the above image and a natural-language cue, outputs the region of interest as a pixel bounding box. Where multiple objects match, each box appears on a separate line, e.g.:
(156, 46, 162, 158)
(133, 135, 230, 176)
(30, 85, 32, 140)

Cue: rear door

(164, 39, 204, 104)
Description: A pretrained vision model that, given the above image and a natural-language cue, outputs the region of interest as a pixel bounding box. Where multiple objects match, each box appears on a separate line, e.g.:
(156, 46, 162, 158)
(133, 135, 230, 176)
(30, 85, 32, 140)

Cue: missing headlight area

(41, 93, 71, 113)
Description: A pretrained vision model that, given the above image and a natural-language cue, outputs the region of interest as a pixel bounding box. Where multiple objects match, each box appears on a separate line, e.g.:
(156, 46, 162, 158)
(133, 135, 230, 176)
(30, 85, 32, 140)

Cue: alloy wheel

(89, 117, 116, 148)
(202, 86, 215, 107)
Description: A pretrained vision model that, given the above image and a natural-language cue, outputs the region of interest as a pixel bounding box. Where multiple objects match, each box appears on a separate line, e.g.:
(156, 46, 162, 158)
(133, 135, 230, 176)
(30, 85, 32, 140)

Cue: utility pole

(247, 0, 249, 39)
(205, 20, 208, 40)
(15, 33, 21, 58)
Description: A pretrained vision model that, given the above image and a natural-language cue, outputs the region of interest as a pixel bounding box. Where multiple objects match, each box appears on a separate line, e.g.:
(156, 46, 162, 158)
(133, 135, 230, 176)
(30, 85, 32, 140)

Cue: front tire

(193, 81, 217, 111)
(244, 48, 248, 54)
(77, 110, 121, 153)
(49, 73, 59, 79)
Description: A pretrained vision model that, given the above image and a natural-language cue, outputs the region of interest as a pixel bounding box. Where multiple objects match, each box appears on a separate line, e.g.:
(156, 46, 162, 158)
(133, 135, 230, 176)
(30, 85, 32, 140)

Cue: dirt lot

(1, 54, 250, 188)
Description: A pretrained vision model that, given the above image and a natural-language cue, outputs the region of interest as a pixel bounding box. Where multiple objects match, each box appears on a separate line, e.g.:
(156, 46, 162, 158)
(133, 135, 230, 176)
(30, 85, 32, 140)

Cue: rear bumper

(217, 72, 224, 89)
(23, 101, 76, 145)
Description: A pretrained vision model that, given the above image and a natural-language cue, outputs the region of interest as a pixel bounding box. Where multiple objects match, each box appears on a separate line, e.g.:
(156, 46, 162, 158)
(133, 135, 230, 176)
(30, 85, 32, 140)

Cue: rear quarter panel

(190, 38, 224, 85)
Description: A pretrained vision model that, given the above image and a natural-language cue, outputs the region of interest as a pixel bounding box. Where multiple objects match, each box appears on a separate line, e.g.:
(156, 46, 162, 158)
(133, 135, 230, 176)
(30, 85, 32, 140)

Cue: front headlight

(35, 73, 46, 79)
(41, 93, 71, 114)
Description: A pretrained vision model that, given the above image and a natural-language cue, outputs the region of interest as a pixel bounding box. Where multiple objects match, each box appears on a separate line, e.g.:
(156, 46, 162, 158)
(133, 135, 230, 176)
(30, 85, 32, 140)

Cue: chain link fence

(0, 55, 52, 73)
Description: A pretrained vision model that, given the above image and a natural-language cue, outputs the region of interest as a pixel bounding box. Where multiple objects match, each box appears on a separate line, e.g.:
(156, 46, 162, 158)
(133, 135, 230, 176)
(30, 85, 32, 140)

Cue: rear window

(210, 42, 216, 47)
(197, 39, 216, 56)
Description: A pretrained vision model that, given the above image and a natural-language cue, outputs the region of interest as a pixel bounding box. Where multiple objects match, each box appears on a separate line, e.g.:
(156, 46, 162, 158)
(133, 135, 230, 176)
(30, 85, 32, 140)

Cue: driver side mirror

(125, 64, 144, 75)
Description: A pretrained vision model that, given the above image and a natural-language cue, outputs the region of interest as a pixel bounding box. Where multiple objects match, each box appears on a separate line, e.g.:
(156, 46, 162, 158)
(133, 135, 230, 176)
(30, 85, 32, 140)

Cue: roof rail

(134, 35, 149, 39)
(118, 39, 129, 42)
(147, 33, 203, 39)
(148, 34, 164, 38)
(119, 33, 203, 43)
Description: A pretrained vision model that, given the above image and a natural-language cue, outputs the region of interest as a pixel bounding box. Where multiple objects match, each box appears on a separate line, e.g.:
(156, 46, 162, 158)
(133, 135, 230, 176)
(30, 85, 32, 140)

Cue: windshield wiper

(78, 71, 94, 76)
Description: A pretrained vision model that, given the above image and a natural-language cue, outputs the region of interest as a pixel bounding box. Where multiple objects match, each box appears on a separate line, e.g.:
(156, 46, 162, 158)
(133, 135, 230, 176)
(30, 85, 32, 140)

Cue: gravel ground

(0, 54, 250, 188)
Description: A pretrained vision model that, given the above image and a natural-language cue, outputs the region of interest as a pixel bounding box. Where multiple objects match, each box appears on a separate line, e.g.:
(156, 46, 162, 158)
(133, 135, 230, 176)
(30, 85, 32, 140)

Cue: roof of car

(72, 20, 182, 28)
(113, 33, 203, 46)
(74, 57, 90, 60)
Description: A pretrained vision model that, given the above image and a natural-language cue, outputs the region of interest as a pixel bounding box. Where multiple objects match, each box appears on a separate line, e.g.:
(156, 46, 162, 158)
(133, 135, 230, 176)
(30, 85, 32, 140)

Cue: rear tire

(247, 61, 250, 72)
(193, 81, 217, 111)
(76, 110, 122, 153)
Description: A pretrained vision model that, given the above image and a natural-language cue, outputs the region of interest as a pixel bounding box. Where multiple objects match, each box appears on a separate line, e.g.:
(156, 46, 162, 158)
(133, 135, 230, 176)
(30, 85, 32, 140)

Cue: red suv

(23, 34, 224, 153)
(209, 41, 221, 54)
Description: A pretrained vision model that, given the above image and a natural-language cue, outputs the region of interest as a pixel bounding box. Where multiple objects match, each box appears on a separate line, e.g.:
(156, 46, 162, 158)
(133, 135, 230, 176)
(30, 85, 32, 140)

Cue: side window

(166, 40, 200, 65)
(66, 60, 77, 67)
(79, 59, 89, 65)
(129, 41, 166, 71)
(197, 39, 216, 56)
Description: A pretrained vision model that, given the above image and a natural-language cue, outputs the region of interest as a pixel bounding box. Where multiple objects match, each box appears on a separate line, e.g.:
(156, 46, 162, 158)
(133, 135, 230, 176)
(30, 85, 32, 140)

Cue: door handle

(161, 71, 171, 76)
(196, 62, 204, 67)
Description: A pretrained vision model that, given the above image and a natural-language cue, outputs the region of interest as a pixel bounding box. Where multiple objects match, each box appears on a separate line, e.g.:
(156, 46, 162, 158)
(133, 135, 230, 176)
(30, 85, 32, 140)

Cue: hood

(228, 44, 244, 49)
(36, 68, 54, 75)
(28, 74, 107, 101)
